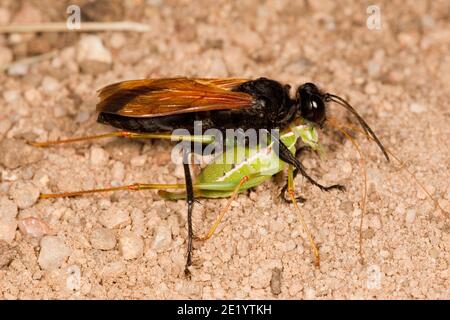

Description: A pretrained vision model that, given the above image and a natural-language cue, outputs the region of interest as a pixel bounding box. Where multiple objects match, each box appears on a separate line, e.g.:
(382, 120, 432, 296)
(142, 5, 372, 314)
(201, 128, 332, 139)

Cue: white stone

(0, 8, 11, 25)
(119, 231, 144, 260)
(151, 224, 172, 251)
(66, 265, 81, 292)
(38, 236, 71, 270)
(444, 185, 450, 201)
(249, 267, 271, 289)
(101, 261, 125, 279)
(405, 209, 416, 224)
(0, 197, 18, 242)
(130, 155, 146, 167)
(18, 217, 51, 238)
(0, 117, 12, 135)
(7, 63, 29, 76)
(9, 181, 40, 209)
(109, 33, 126, 49)
(99, 209, 130, 229)
(111, 161, 125, 182)
(40, 76, 60, 93)
(409, 103, 426, 114)
(77, 35, 112, 73)
(77, 35, 112, 64)
(90, 227, 116, 250)
(90, 146, 109, 166)
(282, 239, 297, 252)
(0, 46, 13, 66)
(3, 90, 20, 103)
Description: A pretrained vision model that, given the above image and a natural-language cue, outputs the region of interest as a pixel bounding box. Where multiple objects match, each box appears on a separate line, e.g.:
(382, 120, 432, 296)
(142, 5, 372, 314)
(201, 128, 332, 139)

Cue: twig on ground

(0, 21, 151, 34)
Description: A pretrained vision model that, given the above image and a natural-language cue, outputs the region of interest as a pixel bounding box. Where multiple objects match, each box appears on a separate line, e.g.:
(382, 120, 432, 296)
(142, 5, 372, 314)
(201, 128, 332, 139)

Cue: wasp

(34, 77, 389, 276)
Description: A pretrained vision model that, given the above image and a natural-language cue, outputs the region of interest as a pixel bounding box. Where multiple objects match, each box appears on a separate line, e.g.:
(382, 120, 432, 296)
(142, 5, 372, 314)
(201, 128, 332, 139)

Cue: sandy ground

(0, 0, 449, 299)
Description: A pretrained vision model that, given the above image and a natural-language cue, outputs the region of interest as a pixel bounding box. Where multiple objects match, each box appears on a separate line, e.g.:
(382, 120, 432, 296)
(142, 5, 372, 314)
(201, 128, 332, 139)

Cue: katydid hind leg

(280, 167, 307, 204)
(195, 175, 249, 242)
(280, 146, 308, 203)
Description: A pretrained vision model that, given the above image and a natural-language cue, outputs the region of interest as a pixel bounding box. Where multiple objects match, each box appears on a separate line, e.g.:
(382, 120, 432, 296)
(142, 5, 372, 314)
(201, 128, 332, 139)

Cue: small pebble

(12, 2, 42, 24)
(445, 185, 450, 201)
(98, 199, 111, 210)
(151, 224, 172, 251)
(74, 111, 90, 124)
(24, 88, 42, 105)
(131, 208, 145, 237)
(7, 63, 29, 76)
(364, 83, 378, 95)
(77, 35, 112, 74)
(409, 102, 426, 114)
(109, 33, 126, 49)
(119, 231, 144, 260)
(249, 267, 271, 289)
(40, 76, 60, 93)
(0, 139, 43, 169)
(66, 265, 81, 292)
(270, 268, 282, 295)
(0, 118, 12, 136)
(99, 209, 130, 229)
(380, 250, 390, 258)
(9, 181, 40, 209)
(0, 240, 16, 268)
(405, 209, 416, 224)
(130, 155, 146, 167)
(370, 215, 382, 230)
(232, 26, 262, 52)
(0, 8, 11, 25)
(90, 227, 116, 250)
(270, 219, 285, 232)
(111, 161, 125, 182)
(90, 147, 109, 166)
(339, 201, 354, 212)
(3, 90, 20, 103)
(282, 239, 296, 252)
(18, 217, 51, 238)
(38, 236, 71, 270)
(0, 198, 18, 243)
(304, 287, 316, 299)
(0, 46, 13, 66)
(101, 261, 125, 279)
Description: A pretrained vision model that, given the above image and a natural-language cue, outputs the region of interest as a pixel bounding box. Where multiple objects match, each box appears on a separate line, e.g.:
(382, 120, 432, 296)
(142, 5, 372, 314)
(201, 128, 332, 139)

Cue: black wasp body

(97, 78, 297, 133)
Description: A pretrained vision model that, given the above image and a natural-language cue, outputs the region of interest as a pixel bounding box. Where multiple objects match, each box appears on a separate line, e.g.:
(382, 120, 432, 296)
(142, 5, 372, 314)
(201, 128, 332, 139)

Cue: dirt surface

(0, 0, 449, 299)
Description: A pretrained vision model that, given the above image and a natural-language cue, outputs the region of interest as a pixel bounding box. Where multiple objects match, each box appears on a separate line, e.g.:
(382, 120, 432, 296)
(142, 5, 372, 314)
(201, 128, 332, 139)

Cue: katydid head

(296, 83, 390, 161)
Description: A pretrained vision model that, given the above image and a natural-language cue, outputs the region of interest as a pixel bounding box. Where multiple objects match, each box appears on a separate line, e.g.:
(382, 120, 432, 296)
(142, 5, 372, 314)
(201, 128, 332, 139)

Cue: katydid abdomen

(159, 123, 320, 199)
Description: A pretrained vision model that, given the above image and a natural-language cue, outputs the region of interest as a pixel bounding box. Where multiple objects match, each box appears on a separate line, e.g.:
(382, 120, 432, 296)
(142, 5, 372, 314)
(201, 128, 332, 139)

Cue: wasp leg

(183, 150, 195, 278)
(275, 136, 345, 192)
(195, 176, 249, 241)
(287, 165, 320, 266)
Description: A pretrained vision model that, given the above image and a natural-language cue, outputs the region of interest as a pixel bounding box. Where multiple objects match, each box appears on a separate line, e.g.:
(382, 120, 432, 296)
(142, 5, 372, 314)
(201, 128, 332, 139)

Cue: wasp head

(296, 82, 390, 161)
(296, 83, 326, 126)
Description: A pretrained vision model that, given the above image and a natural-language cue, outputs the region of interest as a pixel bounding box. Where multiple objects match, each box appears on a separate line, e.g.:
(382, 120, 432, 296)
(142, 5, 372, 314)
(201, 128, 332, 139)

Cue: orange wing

(96, 78, 253, 118)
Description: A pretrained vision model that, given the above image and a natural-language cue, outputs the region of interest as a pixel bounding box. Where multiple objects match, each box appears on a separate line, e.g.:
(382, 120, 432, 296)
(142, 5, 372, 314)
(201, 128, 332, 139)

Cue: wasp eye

(297, 83, 326, 125)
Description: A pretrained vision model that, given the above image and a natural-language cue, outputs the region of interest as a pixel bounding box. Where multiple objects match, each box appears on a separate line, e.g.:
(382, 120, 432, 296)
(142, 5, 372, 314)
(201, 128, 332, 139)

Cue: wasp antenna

(329, 121, 368, 263)
(324, 93, 390, 162)
(330, 120, 449, 220)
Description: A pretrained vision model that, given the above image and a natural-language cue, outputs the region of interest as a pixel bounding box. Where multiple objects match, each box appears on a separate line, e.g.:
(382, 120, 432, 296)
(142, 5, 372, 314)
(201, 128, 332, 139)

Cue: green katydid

(36, 119, 325, 266)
